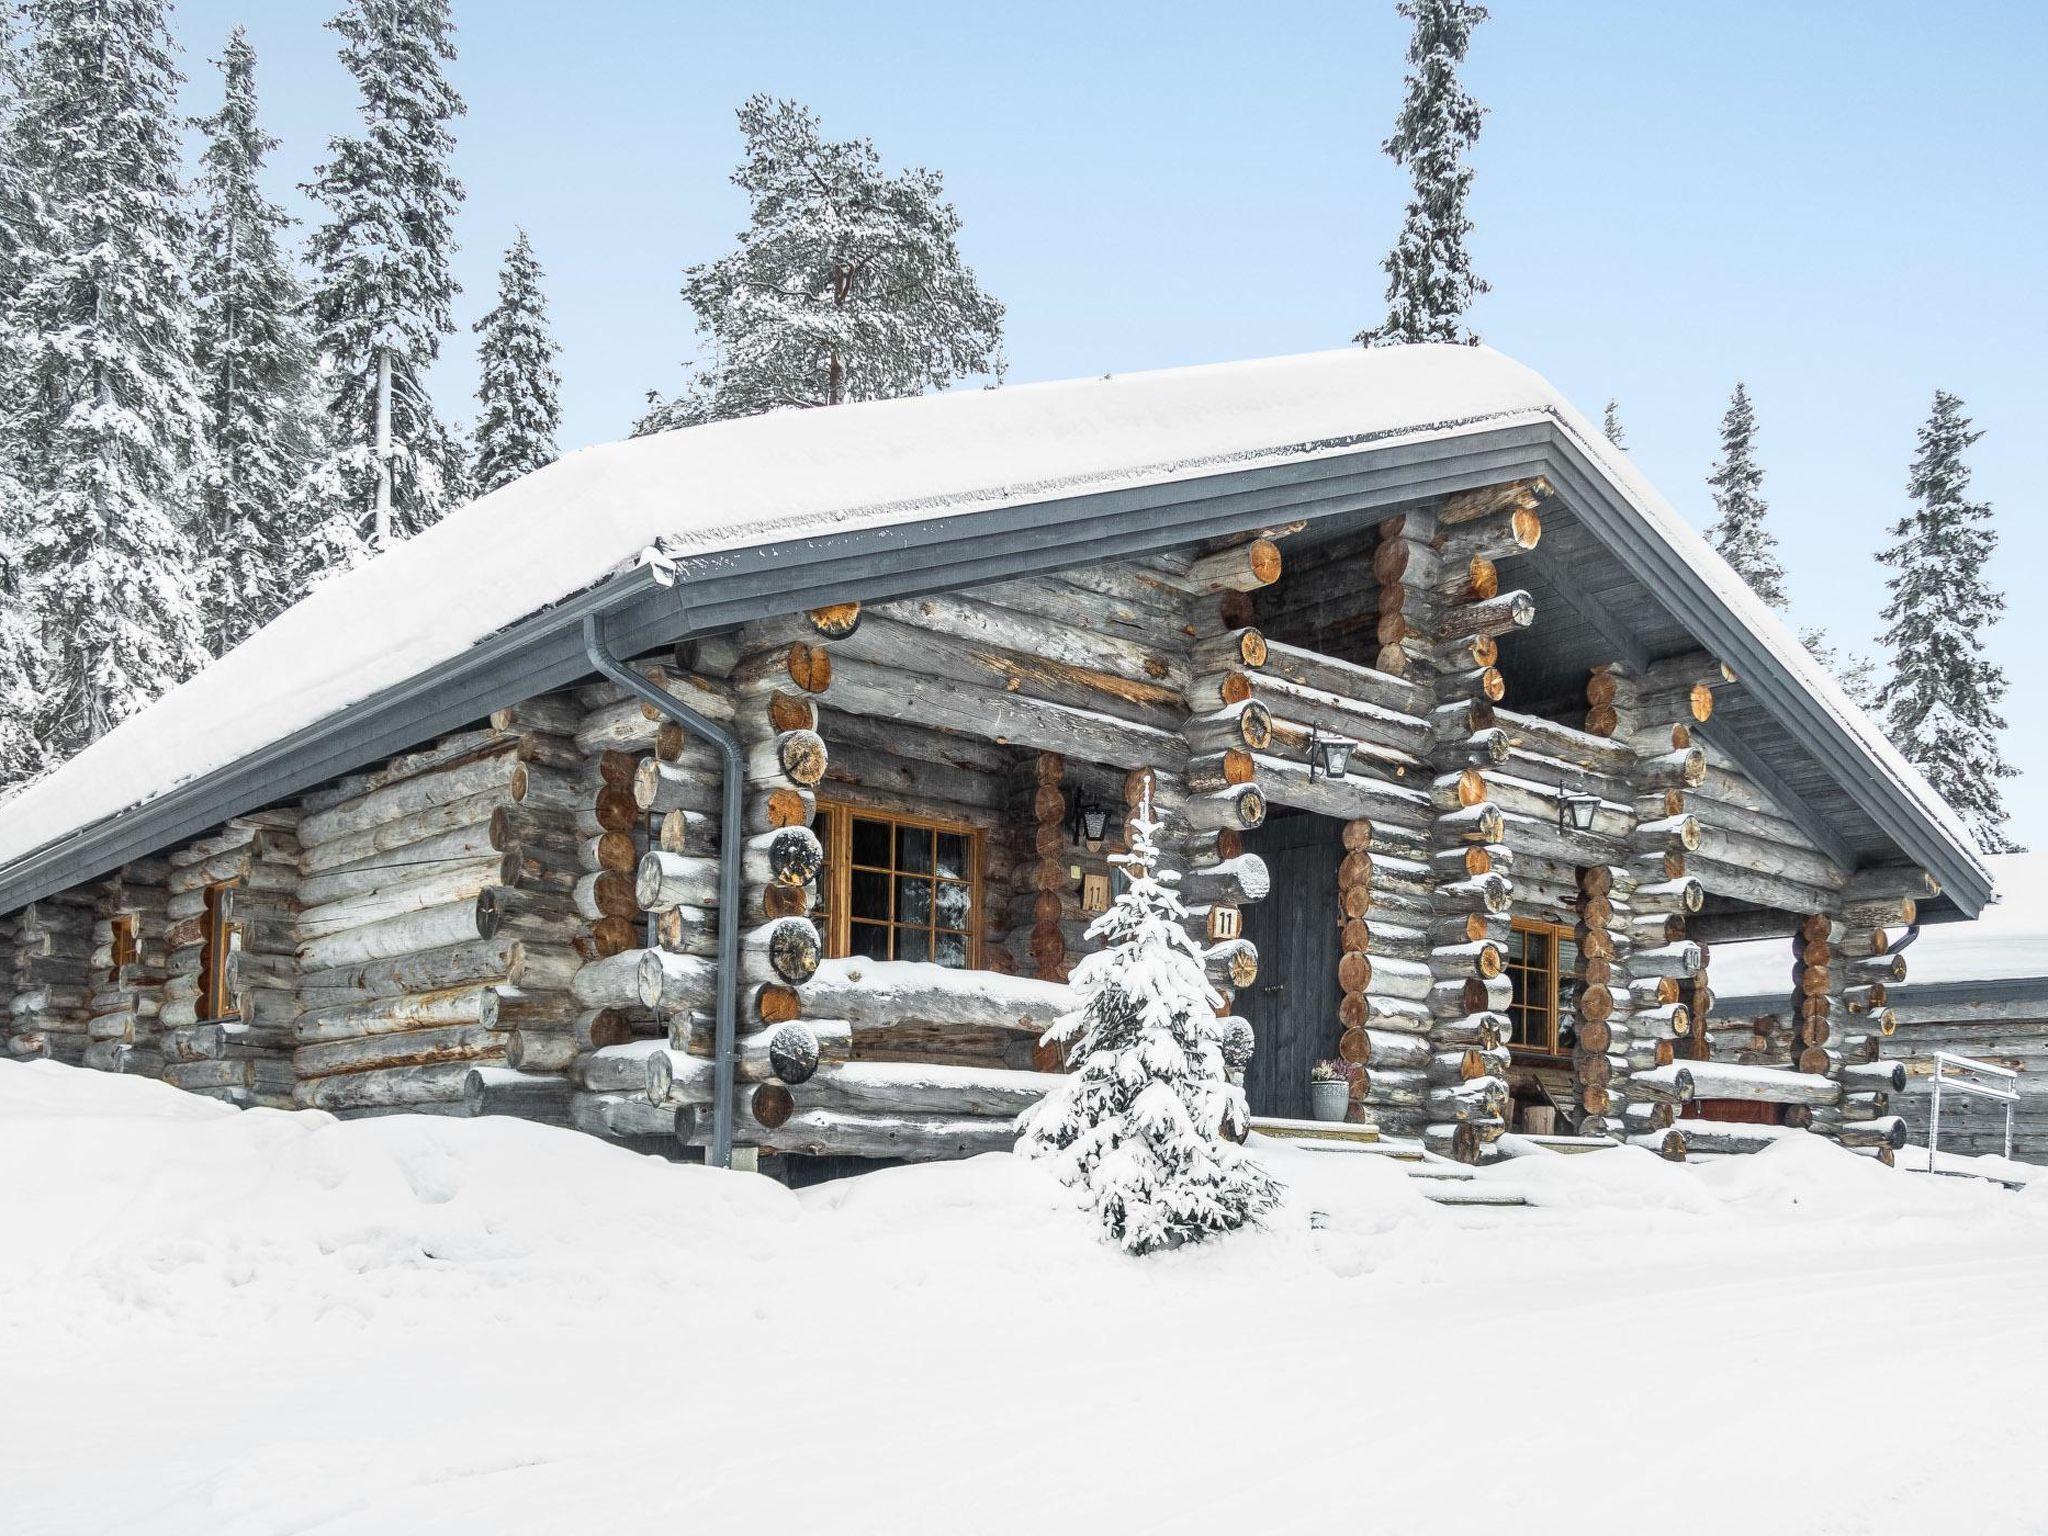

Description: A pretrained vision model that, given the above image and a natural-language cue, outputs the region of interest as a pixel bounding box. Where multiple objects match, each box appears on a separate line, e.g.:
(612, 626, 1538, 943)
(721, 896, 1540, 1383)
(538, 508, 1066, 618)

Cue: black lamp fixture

(1070, 795, 1113, 852)
(1308, 726, 1357, 782)
(1559, 778, 1601, 833)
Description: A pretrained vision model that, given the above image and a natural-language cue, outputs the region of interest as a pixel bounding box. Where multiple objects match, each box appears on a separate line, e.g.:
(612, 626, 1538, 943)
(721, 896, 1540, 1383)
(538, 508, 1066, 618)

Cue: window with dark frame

(1505, 917, 1576, 1057)
(199, 881, 241, 1023)
(813, 802, 982, 969)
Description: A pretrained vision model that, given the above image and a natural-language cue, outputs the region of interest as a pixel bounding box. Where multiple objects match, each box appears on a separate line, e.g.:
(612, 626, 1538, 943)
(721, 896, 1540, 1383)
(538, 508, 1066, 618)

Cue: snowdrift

(4, 1060, 2044, 1535)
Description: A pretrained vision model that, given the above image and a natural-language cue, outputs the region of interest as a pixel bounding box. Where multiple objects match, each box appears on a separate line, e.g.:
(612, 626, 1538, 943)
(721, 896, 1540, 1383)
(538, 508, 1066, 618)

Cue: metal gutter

(583, 613, 742, 1170)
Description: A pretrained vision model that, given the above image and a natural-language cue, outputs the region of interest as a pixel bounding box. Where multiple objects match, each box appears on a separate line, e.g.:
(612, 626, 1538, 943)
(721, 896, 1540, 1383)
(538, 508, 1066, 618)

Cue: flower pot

(1308, 1079, 1350, 1123)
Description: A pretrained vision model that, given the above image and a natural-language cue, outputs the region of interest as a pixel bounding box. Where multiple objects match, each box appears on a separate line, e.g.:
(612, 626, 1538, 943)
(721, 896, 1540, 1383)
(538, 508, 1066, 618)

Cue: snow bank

(5, 1060, 2045, 1535)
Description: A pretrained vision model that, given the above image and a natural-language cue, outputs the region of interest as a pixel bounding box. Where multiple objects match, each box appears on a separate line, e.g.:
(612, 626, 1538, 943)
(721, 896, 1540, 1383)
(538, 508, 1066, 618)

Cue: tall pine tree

(636, 95, 1003, 434)
(1356, 0, 1489, 347)
(1705, 383, 1788, 609)
(0, 5, 43, 789)
(471, 229, 560, 494)
(3, 0, 208, 760)
(1876, 391, 2017, 852)
(304, 0, 464, 553)
(191, 27, 324, 653)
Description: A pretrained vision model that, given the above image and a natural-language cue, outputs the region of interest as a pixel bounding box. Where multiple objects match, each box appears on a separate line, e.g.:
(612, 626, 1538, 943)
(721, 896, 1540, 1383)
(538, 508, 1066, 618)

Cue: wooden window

(813, 802, 982, 969)
(107, 914, 138, 983)
(199, 881, 241, 1022)
(1506, 917, 1576, 1058)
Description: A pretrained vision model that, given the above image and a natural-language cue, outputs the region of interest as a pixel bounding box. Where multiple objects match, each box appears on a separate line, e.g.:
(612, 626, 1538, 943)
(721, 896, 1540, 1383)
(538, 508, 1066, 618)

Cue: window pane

(849, 922, 890, 960)
(897, 927, 931, 963)
(935, 931, 967, 968)
(895, 877, 933, 926)
(850, 868, 891, 922)
(1558, 938, 1579, 977)
(936, 880, 973, 931)
(935, 832, 967, 880)
(897, 824, 932, 874)
(851, 817, 891, 868)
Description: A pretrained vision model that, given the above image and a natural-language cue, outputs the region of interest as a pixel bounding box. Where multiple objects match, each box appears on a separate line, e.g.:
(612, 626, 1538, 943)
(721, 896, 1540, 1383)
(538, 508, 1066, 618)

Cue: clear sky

(172, 0, 2048, 844)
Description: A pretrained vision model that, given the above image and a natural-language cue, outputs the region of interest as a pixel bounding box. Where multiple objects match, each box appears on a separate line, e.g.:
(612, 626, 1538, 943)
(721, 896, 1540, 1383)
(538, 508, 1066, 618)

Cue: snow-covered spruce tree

(1016, 796, 1280, 1254)
(190, 26, 324, 653)
(1356, 0, 1489, 348)
(634, 95, 1003, 434)
(303, 0, 464, 553)
(1875, 391, 2018, 852)
(4, 0, 208, 758)
(1705, 382, 1788, 610)
(1799, 627, 1878, 711)
(471, 228, 560, 494)
(1603, 397, 1627, 448)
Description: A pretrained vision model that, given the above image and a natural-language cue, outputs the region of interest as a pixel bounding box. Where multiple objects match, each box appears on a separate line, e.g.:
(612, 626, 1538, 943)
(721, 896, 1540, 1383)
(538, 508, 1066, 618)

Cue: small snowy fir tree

(1875, 391, 2018, 853)
(4, 0, 209, 758)
(635, 95, 1003, 434)
(191, 27, 325, 653)
(1705, 382, 1788, 610)
(303, 0, 465, 552)
(1603, 397, 1627, 448)
(1356, 0, 1489, 347)
(1017, 794, 1280, 1254)
(1799, 627, 1878, 711)
(471, 229, 561, 494)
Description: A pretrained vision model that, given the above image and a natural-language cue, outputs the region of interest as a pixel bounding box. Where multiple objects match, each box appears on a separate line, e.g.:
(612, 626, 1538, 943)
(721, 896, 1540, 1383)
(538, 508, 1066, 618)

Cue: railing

(1928, 1051, 2020, 1165)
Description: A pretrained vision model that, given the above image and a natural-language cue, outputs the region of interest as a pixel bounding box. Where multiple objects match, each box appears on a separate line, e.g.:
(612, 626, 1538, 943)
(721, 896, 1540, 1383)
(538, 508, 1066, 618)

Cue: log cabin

(0, 346, 1994, 1171)
(1716, 851, 2044, 1163)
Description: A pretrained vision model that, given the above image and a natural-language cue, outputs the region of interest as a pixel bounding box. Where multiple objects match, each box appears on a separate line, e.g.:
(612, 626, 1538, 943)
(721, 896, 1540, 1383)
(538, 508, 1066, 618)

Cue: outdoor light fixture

(1559, 780, 1601, 833)
(1070, 797, 1113, 851)
(1308, 727, 1356, 782)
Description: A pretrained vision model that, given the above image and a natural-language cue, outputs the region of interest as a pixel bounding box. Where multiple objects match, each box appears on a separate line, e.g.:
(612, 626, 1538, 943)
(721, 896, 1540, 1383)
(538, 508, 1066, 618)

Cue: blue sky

(174, 0, 2048, 844)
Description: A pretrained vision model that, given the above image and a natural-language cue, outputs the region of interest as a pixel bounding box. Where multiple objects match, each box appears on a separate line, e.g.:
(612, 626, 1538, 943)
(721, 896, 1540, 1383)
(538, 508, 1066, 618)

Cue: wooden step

(1250, 1116, 1380, 1145)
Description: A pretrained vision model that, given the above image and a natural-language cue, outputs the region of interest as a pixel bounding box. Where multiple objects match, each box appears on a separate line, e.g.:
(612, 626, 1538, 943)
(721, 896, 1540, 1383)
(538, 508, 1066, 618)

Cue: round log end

(776, 729, 829, 787)
(751, 1082, 795, 1129)
(763, 916, 822, 986)
(806, 601, 862, 640)
(766, 1022, 821, 1085)
(766, 824, 825, 886)
(1238, 699, 1274, 751)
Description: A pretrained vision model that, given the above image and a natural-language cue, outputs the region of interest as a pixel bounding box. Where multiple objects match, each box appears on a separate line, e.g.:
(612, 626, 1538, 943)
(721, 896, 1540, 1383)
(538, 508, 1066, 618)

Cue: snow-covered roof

(1716, 853, 2048, 999)
(0, 344, 1990, 909)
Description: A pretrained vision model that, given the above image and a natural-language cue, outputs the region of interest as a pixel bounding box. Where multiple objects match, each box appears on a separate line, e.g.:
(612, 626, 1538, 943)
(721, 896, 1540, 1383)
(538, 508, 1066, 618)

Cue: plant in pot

(1308, 1059, 1355, 1123)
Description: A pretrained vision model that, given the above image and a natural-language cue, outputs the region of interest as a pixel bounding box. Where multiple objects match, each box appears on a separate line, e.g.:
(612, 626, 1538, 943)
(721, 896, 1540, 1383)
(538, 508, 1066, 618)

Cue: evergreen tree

(471, 228, 560, 494)
(1876, 391, 2018, 852)
(3, 0, 208, 759)
(1017, 794, 1280, 1254)
(1705, 383, 1787, 610)
(303, 0, 464, 552)
(1356, 0, 1489, 348)
(636, 95, 1002, 434)
(1800, 626, 1878, 711)
(1603, 397, 1627, 448)
(190, 26, 324, 653)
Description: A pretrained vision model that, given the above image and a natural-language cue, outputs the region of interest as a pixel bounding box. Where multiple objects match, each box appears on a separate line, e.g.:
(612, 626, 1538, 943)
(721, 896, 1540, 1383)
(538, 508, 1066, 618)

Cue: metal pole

(583, 613, 743, 1169)
(1928, 1061, 1943, 1172)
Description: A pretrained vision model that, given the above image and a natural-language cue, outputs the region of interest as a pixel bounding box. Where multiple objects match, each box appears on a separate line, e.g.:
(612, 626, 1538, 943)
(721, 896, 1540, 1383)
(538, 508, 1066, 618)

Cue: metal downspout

(582, 613, 742, 1169)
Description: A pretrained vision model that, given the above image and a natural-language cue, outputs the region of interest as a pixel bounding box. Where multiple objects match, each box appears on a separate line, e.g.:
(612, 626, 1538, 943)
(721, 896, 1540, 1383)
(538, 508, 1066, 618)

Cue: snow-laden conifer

(1876, 391, 2018, 852)
(471, 229, 561, 494)
(304, 0, 464, 552)
(1705, 382, 1787, 610)
(191, 27, 324, 652)
(4, 0, 208, 757)
(1017, 793, 1280, 1254)
(1799, 627, 1877, 711)
(635, 95, 1002, 434)
(1603, 397, 1627, 448)
(1356, 0, 1489, 347)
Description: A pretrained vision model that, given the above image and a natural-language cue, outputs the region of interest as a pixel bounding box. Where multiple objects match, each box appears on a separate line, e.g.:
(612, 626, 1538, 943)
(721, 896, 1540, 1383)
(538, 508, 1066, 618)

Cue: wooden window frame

(1506, 915, 1572, 1060)
(107, 913, 138, 983)
(814, 800, 985, 970)
(199, 880, 240, 1023)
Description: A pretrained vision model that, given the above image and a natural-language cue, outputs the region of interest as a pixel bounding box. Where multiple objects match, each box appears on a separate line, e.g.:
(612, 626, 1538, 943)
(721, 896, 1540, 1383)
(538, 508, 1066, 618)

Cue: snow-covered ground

(4, 1061, 2044, 1536)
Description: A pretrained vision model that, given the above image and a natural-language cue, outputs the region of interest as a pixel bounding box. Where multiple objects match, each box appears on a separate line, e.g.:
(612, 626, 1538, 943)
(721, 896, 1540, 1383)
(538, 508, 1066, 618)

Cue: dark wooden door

(1238, 811, 1344, 1120)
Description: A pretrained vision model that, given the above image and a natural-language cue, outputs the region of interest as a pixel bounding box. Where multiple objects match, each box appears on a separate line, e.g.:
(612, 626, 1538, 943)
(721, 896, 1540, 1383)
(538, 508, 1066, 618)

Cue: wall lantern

(1070, 797, 1113, 852)
(1308, 728, 1356, 782)
(1559, 780, 1601, 833)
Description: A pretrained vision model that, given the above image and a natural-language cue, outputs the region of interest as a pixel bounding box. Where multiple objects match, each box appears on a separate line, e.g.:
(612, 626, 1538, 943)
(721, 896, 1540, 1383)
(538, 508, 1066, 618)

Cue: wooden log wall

(1877, 1005, 2048, 1162)
(81, 858, 172, 1077)
(157, 813, 300, 1106)
(289, 712, 586, 1117)
(5, 889, 97, 1062)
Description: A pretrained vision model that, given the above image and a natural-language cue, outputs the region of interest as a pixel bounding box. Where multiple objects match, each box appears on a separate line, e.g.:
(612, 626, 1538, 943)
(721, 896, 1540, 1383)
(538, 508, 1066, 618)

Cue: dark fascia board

(0, 414, 1988, 917)
(1536, 432, 1992, 917)
(0, 420, 1552, 912)
(1717, 976, 2048, 1017)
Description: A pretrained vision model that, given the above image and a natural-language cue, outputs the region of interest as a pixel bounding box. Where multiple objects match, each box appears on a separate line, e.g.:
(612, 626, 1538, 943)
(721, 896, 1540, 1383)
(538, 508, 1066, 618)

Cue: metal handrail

(1928, 1050, 2020, 1166)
